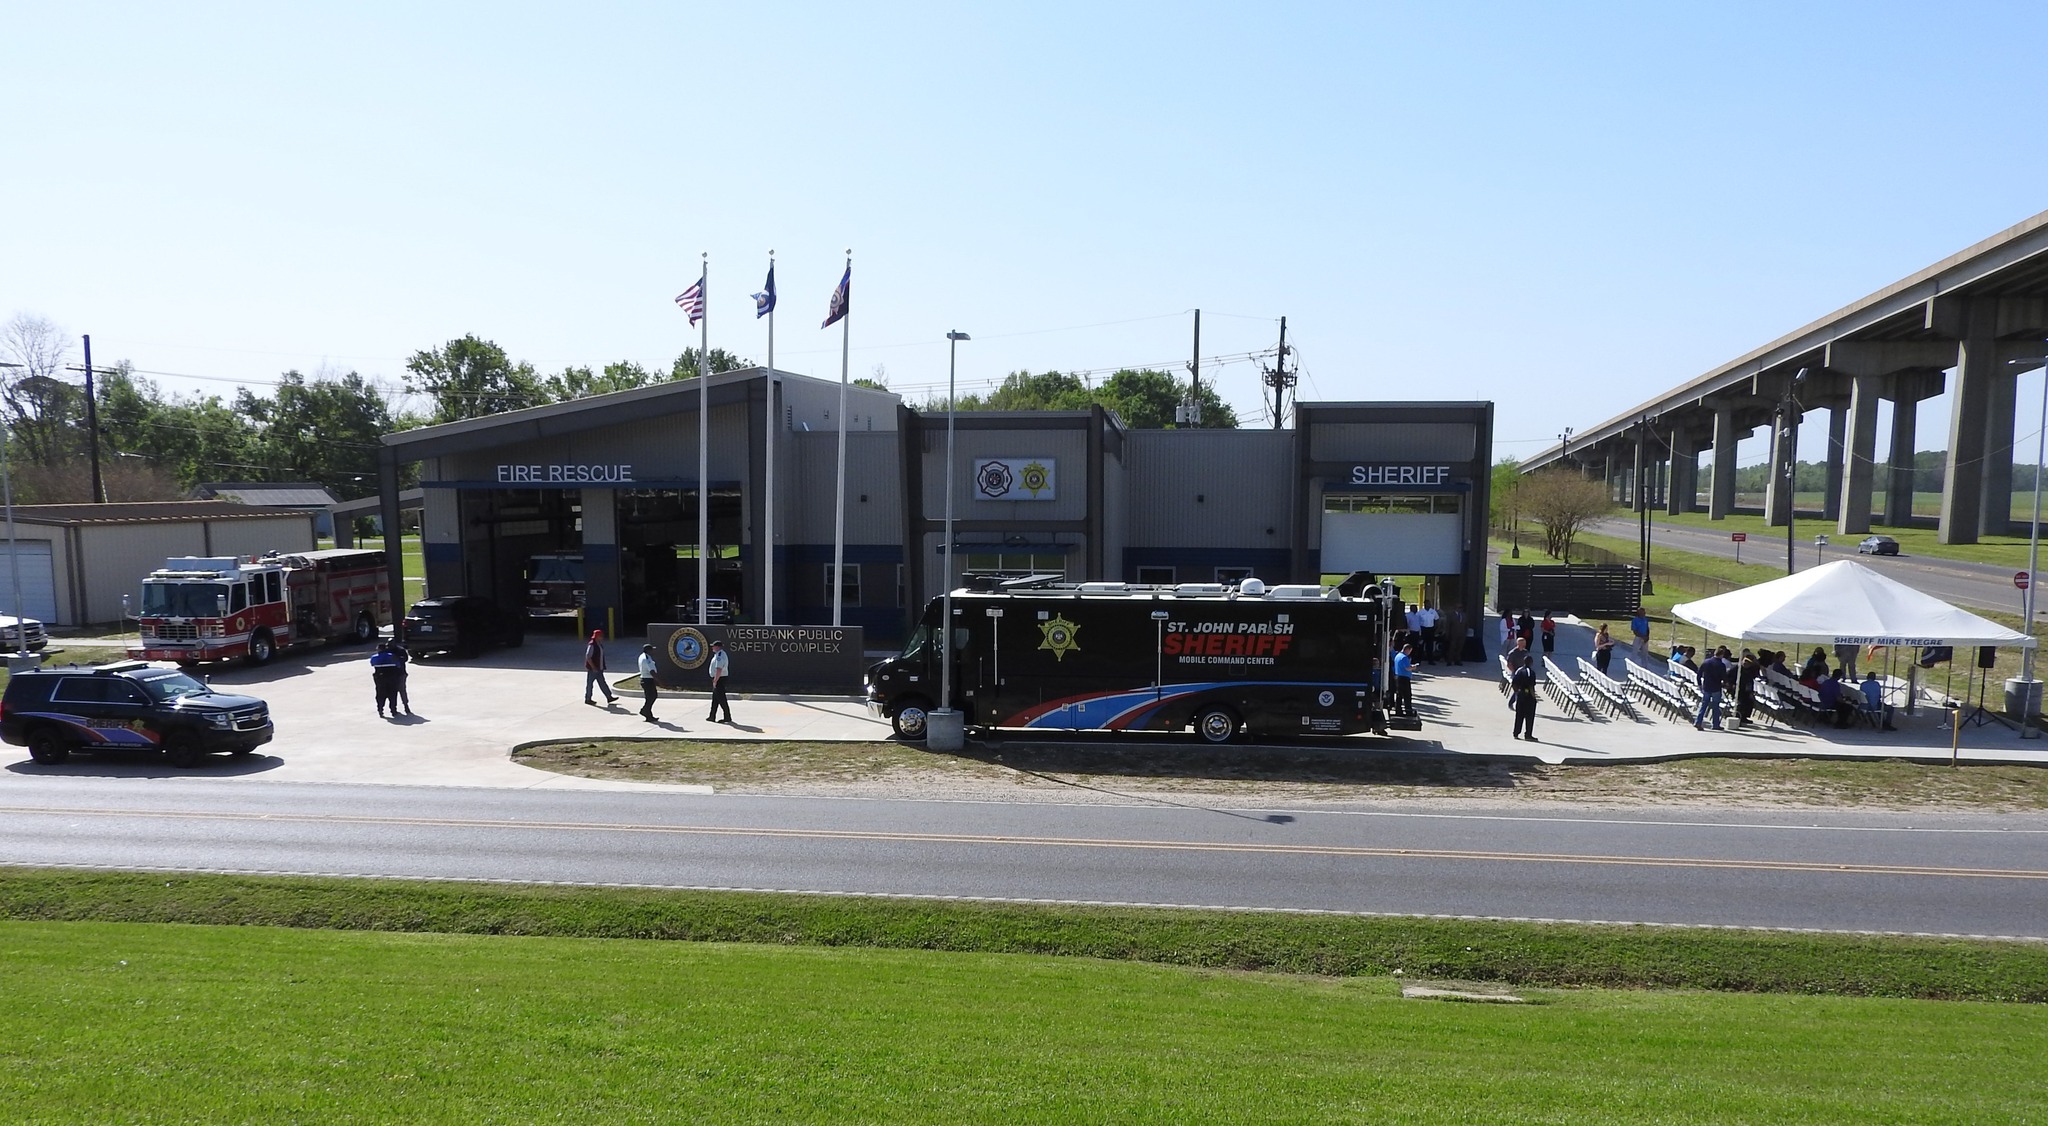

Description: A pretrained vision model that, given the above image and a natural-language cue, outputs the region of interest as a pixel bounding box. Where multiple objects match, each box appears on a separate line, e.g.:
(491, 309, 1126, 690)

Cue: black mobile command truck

(866, 573, 1393, 742)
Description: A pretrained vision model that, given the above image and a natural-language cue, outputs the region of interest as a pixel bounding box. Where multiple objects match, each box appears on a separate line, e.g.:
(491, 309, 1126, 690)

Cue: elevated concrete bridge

(1524, 210, 2048, 544)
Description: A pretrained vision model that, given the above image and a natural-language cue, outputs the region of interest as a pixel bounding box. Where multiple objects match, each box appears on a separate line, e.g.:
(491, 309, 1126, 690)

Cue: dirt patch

(512, 737, 2048, 811)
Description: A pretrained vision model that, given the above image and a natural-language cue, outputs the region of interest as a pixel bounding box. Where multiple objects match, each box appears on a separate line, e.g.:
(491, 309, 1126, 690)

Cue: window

(1324, 493, 1462, 515)
(825, 564, 861, 607)
(229, 583, 248, 613)
(1216, 567, 1253, 584)
(1136, 566, 1175, 585)
(51, 678, 110, 704)
(264, 572, 282, 604)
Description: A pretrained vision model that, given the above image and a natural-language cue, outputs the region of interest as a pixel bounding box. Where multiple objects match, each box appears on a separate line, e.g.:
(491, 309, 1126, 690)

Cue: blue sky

(6, 2, 2047, 462)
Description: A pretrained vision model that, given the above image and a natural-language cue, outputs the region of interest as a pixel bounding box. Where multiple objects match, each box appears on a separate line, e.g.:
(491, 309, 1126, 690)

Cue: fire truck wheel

(247, 630, 275, 666)
(1193, 706, 1242, 745)
(26, 728, 70, 765)
(164, 731, 202, 769)
(891, 697, 933, 740)
(351, 613, 376, 644)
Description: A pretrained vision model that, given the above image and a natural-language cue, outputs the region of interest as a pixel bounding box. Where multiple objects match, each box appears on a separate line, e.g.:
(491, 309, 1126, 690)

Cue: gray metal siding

(1308, 422, 1478, 462)
(792, 432, 900, 544)
(1124, 430, 1294, 547)
(921, 429, 1090, 522)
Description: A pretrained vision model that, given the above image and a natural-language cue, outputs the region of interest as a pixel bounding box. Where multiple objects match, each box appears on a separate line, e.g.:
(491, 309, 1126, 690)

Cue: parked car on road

(1857, 535, 1900, 556)
(401, 596, 526, 657)
(1, 660, 272, 767)
(0, 614, 48, 652)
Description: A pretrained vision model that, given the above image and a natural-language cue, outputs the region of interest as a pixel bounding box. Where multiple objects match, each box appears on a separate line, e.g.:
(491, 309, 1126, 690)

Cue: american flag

(674, 274, 706, 326)
(821, 266, 849, 329)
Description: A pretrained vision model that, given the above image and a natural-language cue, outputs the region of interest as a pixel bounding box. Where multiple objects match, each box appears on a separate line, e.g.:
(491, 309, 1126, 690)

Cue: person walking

(584, 629, 619, 707)
(1510, 660, 1539, 741)
(636, 644, 661, 724)
(705, 639, 733, 723)
(1505, 635, 1533, 676)
(1694, 646, 1730, 730)
(1630, 611, 1651, 661)
(1594, 623, 1616, 674)
(369, 641, 400, 718)
(1539, 612, 1556, 657)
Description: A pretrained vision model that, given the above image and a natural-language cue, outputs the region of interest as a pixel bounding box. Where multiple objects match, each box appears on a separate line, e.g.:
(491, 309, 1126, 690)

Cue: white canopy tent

(1671, 560, 2034, 649)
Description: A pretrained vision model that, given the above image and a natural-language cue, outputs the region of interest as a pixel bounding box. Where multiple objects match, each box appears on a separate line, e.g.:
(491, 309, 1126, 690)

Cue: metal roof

(193, 482, 340, 507)
(2, 501, 316, 526)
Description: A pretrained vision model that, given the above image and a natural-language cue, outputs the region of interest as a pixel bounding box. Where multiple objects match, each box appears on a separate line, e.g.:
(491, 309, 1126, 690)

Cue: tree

(1520, 468, 1614, 560)
(405, 336, 544, 424)
(668, 348, 756, 383)
(240, 370, 393, 498)
(1095, 368, 1239, 429)
(1490, 457, 1522, 534)
(547, 360, 656, 401)
(1, 313, 82, 466)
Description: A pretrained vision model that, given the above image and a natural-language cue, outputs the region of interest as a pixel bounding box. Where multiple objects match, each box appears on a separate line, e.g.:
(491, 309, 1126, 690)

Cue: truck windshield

(531, 557, 584, 582)
(138, 672, 212, 702)
(141, 582, 227, 618)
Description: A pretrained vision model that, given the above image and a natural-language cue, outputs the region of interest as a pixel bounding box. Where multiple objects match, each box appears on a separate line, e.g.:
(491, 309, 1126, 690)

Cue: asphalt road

(1588, 517, 2038, 617)
(3, 776, 2043, 940)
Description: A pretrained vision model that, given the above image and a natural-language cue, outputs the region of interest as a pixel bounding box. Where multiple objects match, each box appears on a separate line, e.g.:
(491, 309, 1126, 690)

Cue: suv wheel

(247, 629, 276, 666)
(26, 727, 70, 765)
(164, 731, 203, 769)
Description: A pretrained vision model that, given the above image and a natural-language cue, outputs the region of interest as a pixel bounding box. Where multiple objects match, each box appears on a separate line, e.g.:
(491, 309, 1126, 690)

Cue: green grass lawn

(3, 872, 2046, 1123)
(1652, 507, 2048, 570)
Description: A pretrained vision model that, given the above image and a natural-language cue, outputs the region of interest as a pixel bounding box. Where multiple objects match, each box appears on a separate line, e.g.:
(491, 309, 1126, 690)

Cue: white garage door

(0, 541, 58, 623)
(1322, 512, 1461, 574)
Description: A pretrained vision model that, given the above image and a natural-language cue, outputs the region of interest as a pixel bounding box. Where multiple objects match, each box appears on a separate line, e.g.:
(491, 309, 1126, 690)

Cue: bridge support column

(1667, 429, 1696, 515)
(1710, 403, 1737, 519)
(1837, 375, 1881, 535)
(1765, 402, 1800, 528)
(1884, 393, 1918, 527)
(1822, 404, 1847, 521)
(1981, 364, 2018, 536)
(1940, 300, 1998, 544)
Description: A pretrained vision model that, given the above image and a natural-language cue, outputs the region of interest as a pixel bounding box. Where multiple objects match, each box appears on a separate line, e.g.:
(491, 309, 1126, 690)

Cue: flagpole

(698, 251, 710, 626)
(764, 250, 776, 626)
(832, 249, 850, 627)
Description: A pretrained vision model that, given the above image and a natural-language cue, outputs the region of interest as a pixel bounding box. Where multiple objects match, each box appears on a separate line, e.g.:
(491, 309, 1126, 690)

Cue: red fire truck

(129, 549, 392, 665)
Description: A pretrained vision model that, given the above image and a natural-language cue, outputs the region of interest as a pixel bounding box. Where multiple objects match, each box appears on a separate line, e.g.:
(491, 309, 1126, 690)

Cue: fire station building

(371, 368, 1493, 649)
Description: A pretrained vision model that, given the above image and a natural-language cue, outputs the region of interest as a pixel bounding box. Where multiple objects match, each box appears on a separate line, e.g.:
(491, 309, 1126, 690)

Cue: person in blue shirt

(369, 641, 401, 718)
(1391, 644, 1415, 718)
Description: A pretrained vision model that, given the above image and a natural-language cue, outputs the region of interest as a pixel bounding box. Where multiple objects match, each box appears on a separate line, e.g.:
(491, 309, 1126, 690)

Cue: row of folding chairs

(1540, 657, 1595, 718)
(1574, 657, 1640, 719)
(1626, 662, 1690, 722)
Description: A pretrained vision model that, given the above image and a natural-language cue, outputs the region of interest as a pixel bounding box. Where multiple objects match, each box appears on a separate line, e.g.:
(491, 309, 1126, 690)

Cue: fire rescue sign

(973, 457, 1057, 501)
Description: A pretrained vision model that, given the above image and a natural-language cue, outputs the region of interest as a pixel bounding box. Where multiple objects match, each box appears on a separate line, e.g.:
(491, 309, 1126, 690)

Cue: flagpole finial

(702, 251, 708, 261)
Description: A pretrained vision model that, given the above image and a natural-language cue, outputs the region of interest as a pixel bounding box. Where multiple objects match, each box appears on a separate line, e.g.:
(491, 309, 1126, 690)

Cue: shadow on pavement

(5, 751, 286, 778)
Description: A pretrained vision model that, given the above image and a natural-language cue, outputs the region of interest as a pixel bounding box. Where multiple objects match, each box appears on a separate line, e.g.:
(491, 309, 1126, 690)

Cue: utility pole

(1177, 309, 1202, 426)
(82, 334, 105, 504)
(1262, 316, 1294, 429)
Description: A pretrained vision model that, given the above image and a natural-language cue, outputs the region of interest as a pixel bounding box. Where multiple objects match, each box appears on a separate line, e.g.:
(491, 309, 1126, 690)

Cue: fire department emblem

(668, 627, 710, 670)
(1037, 614, 1081, 662)
(976, 460, 1014, 499)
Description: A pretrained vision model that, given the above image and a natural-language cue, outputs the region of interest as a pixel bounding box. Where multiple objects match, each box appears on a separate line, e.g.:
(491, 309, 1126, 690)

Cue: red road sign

(1730, 532, 1747, 542)
(2017, 571, 2032, 591)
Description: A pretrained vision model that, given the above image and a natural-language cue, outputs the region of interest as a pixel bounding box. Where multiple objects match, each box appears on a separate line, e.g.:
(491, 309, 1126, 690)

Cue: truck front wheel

(1193, 706, 1241, 745)
(891, 697, 933, 740)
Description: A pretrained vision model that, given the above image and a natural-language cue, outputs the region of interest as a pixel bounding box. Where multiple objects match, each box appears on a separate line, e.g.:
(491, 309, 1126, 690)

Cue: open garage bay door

(1321, 495, 1462, 575)
(0, 541, 58, 622)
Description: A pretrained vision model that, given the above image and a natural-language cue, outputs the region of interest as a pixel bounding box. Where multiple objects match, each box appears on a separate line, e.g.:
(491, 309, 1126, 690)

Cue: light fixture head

(947, 331, 969, 342)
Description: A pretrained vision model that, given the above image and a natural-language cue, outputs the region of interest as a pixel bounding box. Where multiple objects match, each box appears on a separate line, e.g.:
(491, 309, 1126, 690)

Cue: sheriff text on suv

(1, 661, 274, 767)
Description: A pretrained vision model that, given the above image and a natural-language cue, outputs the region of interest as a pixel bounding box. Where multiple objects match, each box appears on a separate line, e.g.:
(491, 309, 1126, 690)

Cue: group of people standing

(367, 627, 736, 726)
(1395, 602, 1465, 666)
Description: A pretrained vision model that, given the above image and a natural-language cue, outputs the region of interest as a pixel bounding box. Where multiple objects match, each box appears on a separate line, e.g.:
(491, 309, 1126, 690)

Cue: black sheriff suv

(1, 661, 274, 767)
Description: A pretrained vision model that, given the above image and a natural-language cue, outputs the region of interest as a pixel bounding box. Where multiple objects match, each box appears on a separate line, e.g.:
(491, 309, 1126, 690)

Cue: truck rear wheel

(247, 629, 275, 666)
(26, 727, 70, 765)
(891, 697, 933, 740)
(1193, 706, 1241, 745)
(350, 612, 376, 644)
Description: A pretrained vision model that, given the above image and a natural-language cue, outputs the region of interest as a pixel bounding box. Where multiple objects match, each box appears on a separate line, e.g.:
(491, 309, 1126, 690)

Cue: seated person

(1679, 646, 1701, 674)
(1801, 647, 1831, 683)
(1858, 671, 1896, 730)
(1815, 669, 1857, 729)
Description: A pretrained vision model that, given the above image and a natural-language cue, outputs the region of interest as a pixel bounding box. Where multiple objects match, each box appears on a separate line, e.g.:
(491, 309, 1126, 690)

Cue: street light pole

(1778, 368, 1809, 574)
(929, 330, 970, 751)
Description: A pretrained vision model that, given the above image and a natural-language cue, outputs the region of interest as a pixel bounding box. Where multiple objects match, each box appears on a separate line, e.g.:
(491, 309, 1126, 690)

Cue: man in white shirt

(636, 644, 661, 724)
(1417, 603, 1440, 664)
(705, 640, 733, 723)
